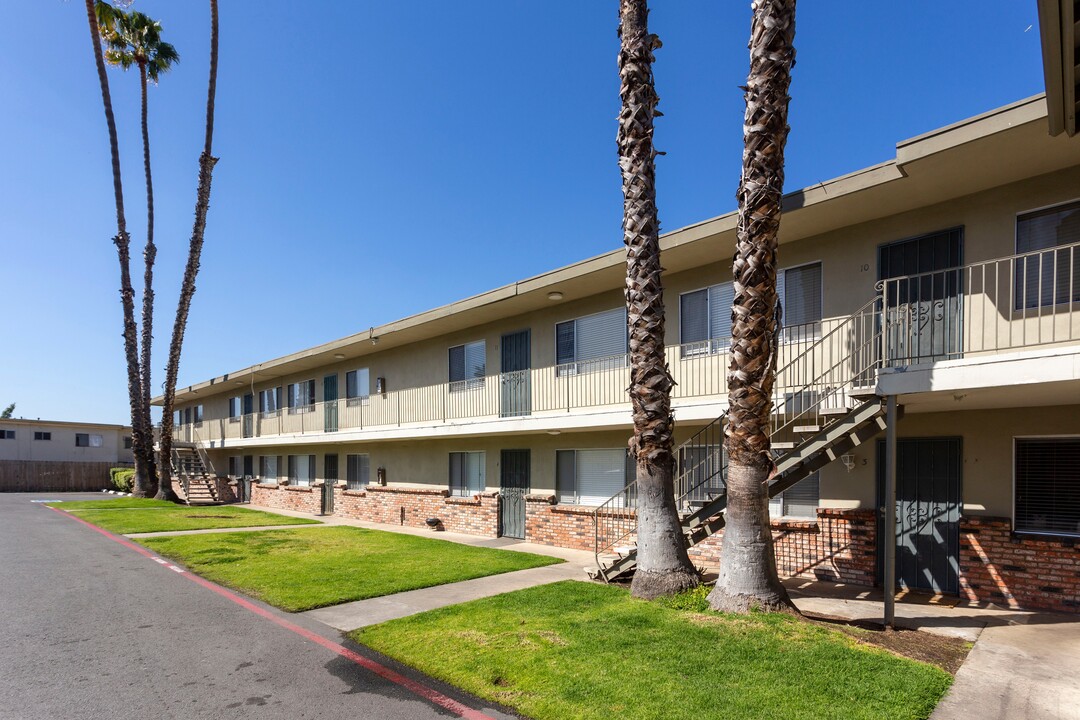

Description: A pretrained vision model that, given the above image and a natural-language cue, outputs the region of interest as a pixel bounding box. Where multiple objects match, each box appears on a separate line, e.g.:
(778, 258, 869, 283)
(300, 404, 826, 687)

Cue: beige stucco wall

(820, 404, 1080, 520)
(0, 422, 133, 464)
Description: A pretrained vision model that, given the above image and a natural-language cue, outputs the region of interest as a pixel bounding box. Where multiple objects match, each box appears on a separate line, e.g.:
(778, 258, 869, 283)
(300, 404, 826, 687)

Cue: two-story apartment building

(160, 95, 1080, 613)
(0, 418, 134, 491)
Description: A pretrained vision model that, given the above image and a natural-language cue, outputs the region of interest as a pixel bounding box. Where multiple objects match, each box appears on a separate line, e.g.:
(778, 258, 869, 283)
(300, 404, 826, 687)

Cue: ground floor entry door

(877, 437, 962, 595)
(322, 453, 338, 515)
(500, 449, 529, 539)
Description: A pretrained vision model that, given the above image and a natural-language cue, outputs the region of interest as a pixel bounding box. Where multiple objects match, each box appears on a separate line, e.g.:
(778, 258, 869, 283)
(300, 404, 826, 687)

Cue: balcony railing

(173, 242, 1080, 445)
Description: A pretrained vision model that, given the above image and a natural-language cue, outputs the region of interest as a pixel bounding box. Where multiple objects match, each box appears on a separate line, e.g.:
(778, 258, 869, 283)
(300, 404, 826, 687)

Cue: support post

(883, 394, 898, 629)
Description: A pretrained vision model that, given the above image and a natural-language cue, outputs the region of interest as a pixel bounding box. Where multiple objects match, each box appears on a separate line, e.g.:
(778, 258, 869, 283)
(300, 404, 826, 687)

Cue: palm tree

(618, 0, 699, 600)
(157, 0, 219, 502)
(707, 0, 798, 614)
(95, 2, 180, 495)
(83, 0, 150, 497)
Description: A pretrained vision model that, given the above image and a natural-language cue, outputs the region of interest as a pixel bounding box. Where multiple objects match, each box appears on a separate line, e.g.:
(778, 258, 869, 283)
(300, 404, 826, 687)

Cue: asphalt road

(0, 493, 517, 720)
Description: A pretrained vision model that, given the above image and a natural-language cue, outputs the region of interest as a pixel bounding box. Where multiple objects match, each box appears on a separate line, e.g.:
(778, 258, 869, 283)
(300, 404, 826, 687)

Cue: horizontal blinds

(783, 263, 822, 328)
(465, 342, 486, 381)
(576, 449, 628, 506)
(555, 322, 576, 365)
(708, 283, 734, 347)
(680, 289, 708, 345)
(574, 308, 626, 363)
(347, 454, 370, 490)
(556, 450, 576, 503)
(467, 451, 485, 494)
(1016, 438, 1080, 536)
(770, 472, 819, 519)
(1016, 202, 1080, 307)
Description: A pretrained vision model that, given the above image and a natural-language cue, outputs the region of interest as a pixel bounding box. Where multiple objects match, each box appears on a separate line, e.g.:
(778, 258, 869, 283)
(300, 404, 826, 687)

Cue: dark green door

(323, 374, 338, 432)
(877, 437, 962, 595)
(500, 330, 531, 417)
(499, 449, 529, 539)
(322, 453, 338, 515)
(242, 394, 254, 438)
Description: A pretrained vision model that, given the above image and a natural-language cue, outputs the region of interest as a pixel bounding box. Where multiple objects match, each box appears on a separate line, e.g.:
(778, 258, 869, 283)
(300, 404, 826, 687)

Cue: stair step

(794, 425, 821, 434)
(820, 406, 853, 417)
(772, 442, 796, 450)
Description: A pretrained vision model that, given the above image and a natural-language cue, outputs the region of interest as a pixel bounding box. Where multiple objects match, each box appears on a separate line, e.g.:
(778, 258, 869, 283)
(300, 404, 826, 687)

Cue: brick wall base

(960, 516, 1080, 614)
(250, 482, 321, 514)
(334, 485, 498, 537)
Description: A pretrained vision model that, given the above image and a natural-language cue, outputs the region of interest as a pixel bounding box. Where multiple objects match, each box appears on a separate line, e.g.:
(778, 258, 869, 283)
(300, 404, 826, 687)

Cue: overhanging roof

(1038, 0, 1078, 136)
(159, 95, 1080, 406)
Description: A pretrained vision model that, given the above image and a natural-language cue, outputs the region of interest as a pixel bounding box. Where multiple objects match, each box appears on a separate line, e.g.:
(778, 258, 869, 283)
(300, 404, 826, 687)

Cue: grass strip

(141, 526, 564, 611)
(353, 581, 952, 720)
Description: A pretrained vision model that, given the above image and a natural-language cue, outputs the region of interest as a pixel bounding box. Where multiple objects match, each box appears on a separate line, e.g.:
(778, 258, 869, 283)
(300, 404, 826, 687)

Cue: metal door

(242, 394, 254, 438)
(499, 449, 529, 539)
(500, 330, 531, 417)
(877, 438, 962, 595)
(322, 453, 338, 515)
(323, 375, 338, 432)
(878, 229, 964, 364)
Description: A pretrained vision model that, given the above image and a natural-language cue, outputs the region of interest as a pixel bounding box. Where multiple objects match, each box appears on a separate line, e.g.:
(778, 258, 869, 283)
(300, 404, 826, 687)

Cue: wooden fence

(0, 460, 117, 492)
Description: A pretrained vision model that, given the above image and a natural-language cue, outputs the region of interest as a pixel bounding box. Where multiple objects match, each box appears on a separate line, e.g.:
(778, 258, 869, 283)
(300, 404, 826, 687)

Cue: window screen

(556, 308, 627, 373)
(449, 342, 486, 391)
(1015, 201, 1080, 309)
(346, 454, 370, 490)
(259, 456, 280, 481)
(770, 472, 819, 519)
(288, 454, 316, 486)
(680, 284, 734, 354)
(556, 449, 633, 506)
(449, 452, 485, 496)
(1015, 438, 1080, 536)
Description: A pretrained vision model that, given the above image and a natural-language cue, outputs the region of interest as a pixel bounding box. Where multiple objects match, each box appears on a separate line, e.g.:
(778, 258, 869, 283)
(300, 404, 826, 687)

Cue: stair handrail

(593, 293, 886, 573)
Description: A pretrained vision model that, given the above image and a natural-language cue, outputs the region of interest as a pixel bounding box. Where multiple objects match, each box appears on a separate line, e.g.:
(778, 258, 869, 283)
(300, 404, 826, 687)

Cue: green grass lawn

(353, 582, 952, 720)
(140, 526, 565, 612)
(50, 499, 320, 534)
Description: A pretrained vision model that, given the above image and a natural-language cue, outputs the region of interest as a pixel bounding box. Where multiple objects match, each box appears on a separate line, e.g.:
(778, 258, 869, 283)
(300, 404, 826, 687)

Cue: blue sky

(0, 2, 1045, 424)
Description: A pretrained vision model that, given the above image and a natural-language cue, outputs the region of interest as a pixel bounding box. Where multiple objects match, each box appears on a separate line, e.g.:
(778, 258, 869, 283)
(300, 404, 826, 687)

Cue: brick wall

(333, 485, 499, 537)
(525, 495, 597, 551)
(959, 516, 1080, 614)
(250, 482, 321, 514)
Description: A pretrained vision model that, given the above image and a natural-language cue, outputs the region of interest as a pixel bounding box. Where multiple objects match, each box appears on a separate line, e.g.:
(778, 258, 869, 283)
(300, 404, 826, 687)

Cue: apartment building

(160, 94, 1080, 613)
(0, 418, 133, 464)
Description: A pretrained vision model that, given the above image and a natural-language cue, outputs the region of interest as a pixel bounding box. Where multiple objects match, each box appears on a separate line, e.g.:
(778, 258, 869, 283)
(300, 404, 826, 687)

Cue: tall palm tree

(84, 0, 150, 497)
(96, 2, 180, 495)
(157, 0, 219, 502)
(618, 0, 699, 600)
(707, 0, 797, 614)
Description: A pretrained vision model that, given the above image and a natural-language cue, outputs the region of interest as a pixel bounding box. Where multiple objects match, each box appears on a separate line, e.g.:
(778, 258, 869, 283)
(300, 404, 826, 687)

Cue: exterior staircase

(171, 444, 222, 506)
(591, 296, 889, 582)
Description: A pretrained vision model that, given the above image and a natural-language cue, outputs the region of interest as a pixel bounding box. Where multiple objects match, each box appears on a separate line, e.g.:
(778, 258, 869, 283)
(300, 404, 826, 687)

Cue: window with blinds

(556, 448, 634, 506)
(287, 380, 316, 413)
(769, 471, 819, 519)
(1015, 438, 1080, 536)
(679, 283, 734, 356)
(555, 307, 628, 375)
(259, 455, 280, 481)
(346, 453, 370, 490)
(449, 341, 486, 392)
(778, 263, 823, 342)
(1015, 201, 1080, 309)
(288, 454, 316, 486)
(228, 456, 242, 478)
(346, 368, 370, 405)
(449, 451, 485, 496)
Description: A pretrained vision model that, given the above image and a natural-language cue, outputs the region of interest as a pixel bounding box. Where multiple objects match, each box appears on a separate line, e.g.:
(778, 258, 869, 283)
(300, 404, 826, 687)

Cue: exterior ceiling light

(546, 430, 561, 436)
(333, 353, 346, 359)
(547, 291, 564, 301)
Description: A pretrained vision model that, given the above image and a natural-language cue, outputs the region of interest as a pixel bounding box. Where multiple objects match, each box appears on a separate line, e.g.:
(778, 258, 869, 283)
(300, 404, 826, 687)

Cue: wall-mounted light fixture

(377, 466, 387, 486)
(841, 453, 856, 472)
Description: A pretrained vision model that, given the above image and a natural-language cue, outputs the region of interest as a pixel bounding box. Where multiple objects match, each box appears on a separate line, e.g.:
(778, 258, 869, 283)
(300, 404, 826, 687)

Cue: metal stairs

(171, 445, 221, 506)
(591, 295, 888, 582)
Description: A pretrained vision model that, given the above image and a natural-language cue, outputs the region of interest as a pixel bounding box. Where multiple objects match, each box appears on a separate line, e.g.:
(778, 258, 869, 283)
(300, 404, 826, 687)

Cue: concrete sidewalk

(783, 579, 1080, 720)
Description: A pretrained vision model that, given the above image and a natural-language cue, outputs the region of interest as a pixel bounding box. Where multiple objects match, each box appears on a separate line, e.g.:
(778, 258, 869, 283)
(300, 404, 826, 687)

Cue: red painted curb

(46, 505, 497, 720)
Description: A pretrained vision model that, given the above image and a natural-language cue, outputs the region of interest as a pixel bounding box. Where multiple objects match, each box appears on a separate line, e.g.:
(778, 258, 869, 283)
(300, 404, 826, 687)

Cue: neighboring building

(0, 418, 133, 464)
(158, 94, 1080, 614)
(0, 418, 134, 492)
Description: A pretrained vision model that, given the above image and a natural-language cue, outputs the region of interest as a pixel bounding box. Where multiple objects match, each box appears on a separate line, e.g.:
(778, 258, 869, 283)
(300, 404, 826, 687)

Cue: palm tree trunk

(708, 0, 798, 614)
(619, 0, 698, 600)
(139, 63, 160, 496)
(158, 0, 218, 503)
(84, 0, 150, 498)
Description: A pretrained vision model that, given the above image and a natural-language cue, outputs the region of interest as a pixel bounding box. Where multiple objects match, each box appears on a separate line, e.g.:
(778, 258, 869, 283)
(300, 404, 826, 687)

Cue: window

(0, 429, 14, 440)
(346, 368, 370, 406)
(34, 431, 52, 441)
(680, 284, 735, 356)
(556, 448, 634, 506)
(346, 453, 370, 490)
(228, 456, 243, 478)
(1015, 438, 1080, 536)
(769, 472, 820, 519)
(449, 451, 485, 496)
(1015, 201, 1080, 309)
(449, 341, 485, 391)
(259, 455, 280, 481)
(287, 380, 316, 414)
(259, 387, 282, 416)
(228, 396, 243, 422)
(677, 445, 726, 505)
(777, 263, 823, 342)
(75, 433, 103, 448)
(556, 307, 628, 374)
(123, 436, 132, 449)
(193, 405, 204, 426)
(288, 454, 316, 486)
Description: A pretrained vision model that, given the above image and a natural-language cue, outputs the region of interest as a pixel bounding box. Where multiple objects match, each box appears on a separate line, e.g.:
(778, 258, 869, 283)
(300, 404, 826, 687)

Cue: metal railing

(592, 296, 885, 567)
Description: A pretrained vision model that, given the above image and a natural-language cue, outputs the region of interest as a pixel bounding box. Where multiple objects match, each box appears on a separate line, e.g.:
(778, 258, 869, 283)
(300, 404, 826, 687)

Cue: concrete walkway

(784, 579, 1080, 720)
